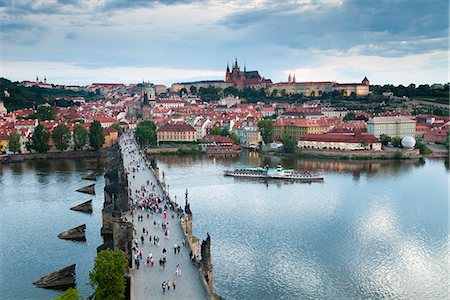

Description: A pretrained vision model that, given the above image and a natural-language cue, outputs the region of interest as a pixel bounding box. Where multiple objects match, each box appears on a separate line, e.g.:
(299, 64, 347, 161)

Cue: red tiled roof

(300, 134, 380, 143)
(158, 123, 195, 133)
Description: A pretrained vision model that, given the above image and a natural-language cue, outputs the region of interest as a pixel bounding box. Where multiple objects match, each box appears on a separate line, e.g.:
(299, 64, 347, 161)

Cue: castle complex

(171, 59, 369, 98)
(225, 58, 272, 89)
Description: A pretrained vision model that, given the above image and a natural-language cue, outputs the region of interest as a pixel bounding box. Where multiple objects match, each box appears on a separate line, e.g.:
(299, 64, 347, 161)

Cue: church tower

(292, 74, 296, 83)
(226, 63, 231, 82)
(288, 73, 292, 83)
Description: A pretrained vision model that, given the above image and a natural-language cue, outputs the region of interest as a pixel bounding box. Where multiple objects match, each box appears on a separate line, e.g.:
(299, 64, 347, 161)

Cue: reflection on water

(0, 158, 104, 299)
(156, 153, 448, 300)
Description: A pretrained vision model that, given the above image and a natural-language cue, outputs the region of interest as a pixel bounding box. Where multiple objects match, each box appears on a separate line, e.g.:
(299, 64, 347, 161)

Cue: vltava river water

(0, 155, 448, 299)
(0, 159, 104, 299)
(156, 154, 448, 300)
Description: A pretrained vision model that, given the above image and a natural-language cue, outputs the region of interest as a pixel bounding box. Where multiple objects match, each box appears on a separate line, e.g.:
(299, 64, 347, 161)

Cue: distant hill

(0, 78, 99, 112)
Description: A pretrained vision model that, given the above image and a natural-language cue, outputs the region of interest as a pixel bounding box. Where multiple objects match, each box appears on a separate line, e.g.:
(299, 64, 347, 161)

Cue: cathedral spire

(288, 73, 292, 83)
(244, 63, 246, 73)
(292, 74, 296, 83)
(234, 57, 238, 68)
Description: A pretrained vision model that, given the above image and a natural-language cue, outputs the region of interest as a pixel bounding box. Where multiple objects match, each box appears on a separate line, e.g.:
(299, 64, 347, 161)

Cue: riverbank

(1, 149, 112, 163)
(262, 148, 423, 160)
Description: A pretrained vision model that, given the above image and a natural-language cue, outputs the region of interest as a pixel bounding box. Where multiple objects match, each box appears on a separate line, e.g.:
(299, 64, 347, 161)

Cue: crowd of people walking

(120, 130, 194, 297)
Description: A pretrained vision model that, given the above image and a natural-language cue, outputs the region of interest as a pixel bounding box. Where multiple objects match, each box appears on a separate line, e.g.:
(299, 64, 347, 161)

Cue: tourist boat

(224, 165, 324, 181)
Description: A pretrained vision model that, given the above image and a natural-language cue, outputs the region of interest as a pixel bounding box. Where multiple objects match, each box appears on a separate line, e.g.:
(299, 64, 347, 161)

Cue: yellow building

(157, 123, 196, 143)
(273, 118, 331, 141)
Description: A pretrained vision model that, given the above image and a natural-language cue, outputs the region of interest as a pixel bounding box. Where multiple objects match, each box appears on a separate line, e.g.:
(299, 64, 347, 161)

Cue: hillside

(0, 78, 99, 112)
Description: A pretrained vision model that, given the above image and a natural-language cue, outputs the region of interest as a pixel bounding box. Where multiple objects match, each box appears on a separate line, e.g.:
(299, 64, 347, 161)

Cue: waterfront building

(157, 122, 196, 143)
(273, 118, 331, 141)
(367, 116, 416, 138)
(298, 133, 382, 151)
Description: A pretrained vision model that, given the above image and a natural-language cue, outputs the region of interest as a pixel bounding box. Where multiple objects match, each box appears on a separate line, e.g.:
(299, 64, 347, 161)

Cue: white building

(367, 116, 416, 138)
(0, 101, 7, 115)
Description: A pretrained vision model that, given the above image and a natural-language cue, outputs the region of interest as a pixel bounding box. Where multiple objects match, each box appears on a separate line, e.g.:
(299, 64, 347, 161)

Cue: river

(156, 153, 448, 300)
(0, 158, 104, 299)
(0, 155, 448, 299)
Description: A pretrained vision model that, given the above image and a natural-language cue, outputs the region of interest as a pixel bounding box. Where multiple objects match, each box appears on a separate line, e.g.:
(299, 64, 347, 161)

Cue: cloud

(219, 0, 448, 57)
(0, 0, 447, 85)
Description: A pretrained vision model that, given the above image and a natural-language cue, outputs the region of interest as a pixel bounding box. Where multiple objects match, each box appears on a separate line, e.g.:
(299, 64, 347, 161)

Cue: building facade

(157, 123, 196, 143)
(273, 118, 330, 141)
(298, 133, 382, 151)
(367, 116, 416, 138)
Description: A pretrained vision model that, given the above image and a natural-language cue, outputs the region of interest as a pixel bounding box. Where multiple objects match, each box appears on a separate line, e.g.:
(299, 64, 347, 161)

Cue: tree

(89, 249, 127, 300)
(52, 124, 71, 151)
(343, 112, 356, 121)
(31, 106, 56, 121)
(112, 123, 123, 135)
(393, 150, 403, 159)
(31, 124, 50, 153)
(89, 120, 105, 150)
(281, 135, 296, 153)
(55, 288, 81, 300)
(135, 120, 156, 146)
(391, 136, 402, 148)
(210, 126, 222, 136)
(189, 85, 197, 95)
(8, 131, 21, 153)
(73, 124, 87, 150)
(257, 120, 274, 144)
(224, 86, 238, 97)
(220, 128, 229, 137)
(228, 131, 240, 145)
(380, 134, 392, 146)
(179, 88, 188, 97)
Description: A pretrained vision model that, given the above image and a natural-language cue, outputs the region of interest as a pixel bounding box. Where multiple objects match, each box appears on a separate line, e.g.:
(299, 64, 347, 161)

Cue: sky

(1, 0, 448, 86)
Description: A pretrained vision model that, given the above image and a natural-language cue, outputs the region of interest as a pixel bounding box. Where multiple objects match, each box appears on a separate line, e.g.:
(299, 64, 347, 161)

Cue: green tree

(31, 124, 50, 153)
(343, 112, 356, 121)
(380, 134, 392, 146)
(8, 131, 21, 153)
(54, 288, 81, 300)
(135, 120, 156, 146)
(73, 124, 87, 150)
(224, 86, 238, 97)
(179, 88, 188, 97)
(393, 150, 403, 159)
(391, 136, 402, 147)
(52, 124, 71, 151)
(89, 120, 105, 150)
(228, 131, 240, 145)
(189, 85, 197, 95)
(257, 120, 274, 144)
(89, 249, 127, 300)
(220, 128, 229, 137)
(32, 106, 56, 121)
(281, 135, 296, 153)
(210, 126, 222, 136)
(415, 140, 433, 155)
(112, 123, 123, 135)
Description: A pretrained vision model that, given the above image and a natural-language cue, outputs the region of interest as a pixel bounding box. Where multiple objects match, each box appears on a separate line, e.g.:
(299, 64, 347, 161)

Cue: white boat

(224, 165, 324, 181)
